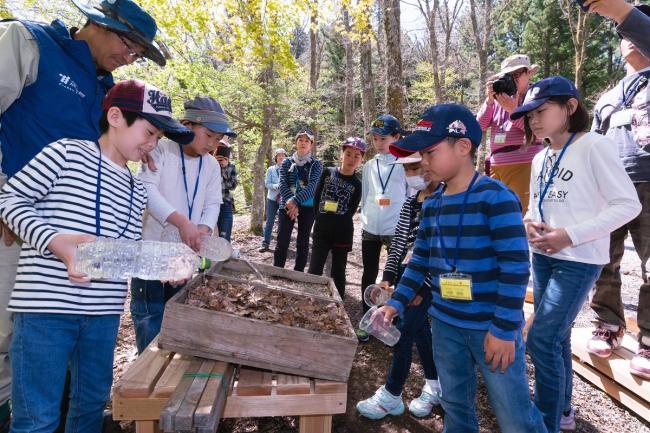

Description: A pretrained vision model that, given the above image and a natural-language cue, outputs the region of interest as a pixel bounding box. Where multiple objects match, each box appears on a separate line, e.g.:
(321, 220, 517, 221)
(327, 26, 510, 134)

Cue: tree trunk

(250, 68, 275, 235)
(468, 0, 493, 102)
(360, 38, 377, 136)
(343, 8, 355, 137)
(309, 1, 319, 90)
(574, 10, 590, 95)
(383, 0, 405, 120)
(418, 0, 444, 102)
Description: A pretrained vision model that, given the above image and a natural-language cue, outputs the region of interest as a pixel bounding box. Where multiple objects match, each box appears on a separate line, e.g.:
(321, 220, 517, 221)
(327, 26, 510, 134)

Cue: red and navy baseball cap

(102, 80, 194, 144)
(510, 76, 580, 120)
(342, 136, 367, 154)
(370, 114, 402, 136)
(389, 104, 482, 158)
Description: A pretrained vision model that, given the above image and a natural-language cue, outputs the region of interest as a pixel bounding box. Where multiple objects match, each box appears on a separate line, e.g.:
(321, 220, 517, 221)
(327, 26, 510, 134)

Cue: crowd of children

(0, 1, 648, 431)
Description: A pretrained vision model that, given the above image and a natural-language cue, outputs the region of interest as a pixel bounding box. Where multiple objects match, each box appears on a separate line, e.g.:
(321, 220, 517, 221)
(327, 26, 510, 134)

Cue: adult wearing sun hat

(0, 0, 165, 426)
(477, 54, 543, 214)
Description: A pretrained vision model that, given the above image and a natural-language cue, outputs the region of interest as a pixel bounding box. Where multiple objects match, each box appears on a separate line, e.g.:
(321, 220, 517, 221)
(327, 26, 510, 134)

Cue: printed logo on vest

(58, 73, 86, 98)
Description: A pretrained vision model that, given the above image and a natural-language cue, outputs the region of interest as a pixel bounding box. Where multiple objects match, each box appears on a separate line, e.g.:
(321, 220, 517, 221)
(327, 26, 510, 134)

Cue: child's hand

(197, 224, 213, 236)
(483, 331, 515, 373)
(377, 305, 398, 325)
(179, 221, 203, 252)
(525, 221, 544, 242)
(530, 224, 573, 254)
(0, 220, 17, 246)
(141, 152, 158, 172)
(378, 280, 394, 293)
(47, 233, 96, 283)
(286, 200, 299, 220)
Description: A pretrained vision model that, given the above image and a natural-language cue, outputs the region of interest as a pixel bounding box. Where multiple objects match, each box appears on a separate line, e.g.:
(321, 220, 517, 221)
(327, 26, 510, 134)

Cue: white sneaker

(408, 388, 440, 417)
(560, 408, 576, 431)
(356, 385, 405, 420)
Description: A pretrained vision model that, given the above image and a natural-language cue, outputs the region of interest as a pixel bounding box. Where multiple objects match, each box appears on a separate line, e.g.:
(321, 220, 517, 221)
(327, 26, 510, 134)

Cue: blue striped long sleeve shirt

(387, 175, 529, 341)
(278, 156, 323, 207)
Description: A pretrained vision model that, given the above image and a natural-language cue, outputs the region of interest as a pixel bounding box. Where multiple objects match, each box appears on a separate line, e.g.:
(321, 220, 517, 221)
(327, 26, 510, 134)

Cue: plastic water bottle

(75, 238, 200, 281)
(160, 225, 238, 263)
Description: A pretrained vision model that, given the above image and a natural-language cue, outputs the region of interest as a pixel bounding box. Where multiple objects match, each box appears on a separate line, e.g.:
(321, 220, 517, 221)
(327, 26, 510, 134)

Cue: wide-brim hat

(72, 0, 166, 66)
(491, 54, 539, 79)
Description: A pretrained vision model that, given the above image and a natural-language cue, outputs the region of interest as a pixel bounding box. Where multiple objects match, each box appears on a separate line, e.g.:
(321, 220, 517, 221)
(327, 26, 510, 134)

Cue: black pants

(308, 237, 351, 298)
(273, 206, 315, 272)
(361, 230, 393, 313)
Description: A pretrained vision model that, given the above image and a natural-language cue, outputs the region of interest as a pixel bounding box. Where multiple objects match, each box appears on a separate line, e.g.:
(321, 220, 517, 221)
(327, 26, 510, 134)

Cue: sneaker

(356, 385, 405, 419)
(408, 388, 440, 417)
(258, 245, 270, 253)
(630, 343, 650, 380)
(356, 328, 370, 342)
(586, 324, 624, 358)
(560, 408, 576, 431)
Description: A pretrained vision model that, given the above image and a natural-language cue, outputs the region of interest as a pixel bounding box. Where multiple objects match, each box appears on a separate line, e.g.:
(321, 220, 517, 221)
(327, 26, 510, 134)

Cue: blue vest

(0, 19, 114, 178)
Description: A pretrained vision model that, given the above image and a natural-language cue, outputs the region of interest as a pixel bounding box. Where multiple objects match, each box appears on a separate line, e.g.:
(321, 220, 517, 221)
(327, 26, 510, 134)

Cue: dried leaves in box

(186, 279, 351, 337)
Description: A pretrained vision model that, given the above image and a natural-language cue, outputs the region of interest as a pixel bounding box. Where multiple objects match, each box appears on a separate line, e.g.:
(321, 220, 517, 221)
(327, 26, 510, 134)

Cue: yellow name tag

(439, 273, 473, 301)
(323, 200, 339, 213)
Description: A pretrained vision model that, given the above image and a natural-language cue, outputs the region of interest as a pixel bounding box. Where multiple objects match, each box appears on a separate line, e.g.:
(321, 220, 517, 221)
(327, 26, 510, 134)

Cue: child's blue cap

(342, 136, 366, 154)
(389, 103, 482, 158)
(370, 114, 402, 136)
(182, 97, 237, 137)
(510, 76, 580, 120)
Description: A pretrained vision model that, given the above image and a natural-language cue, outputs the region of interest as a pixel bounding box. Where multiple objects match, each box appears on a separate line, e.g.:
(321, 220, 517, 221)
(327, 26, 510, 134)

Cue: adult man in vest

(0, 0, 166, 428)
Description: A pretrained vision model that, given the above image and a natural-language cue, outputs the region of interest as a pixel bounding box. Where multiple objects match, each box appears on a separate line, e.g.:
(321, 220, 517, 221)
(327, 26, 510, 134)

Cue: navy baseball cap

(72, 0, 166, 66)
(103, 79, 194, 144)
(510, 76, 580, 120)
(389, 104, 482, 158)
(370, 114, 402, 136)
(182, 96, 237, 137)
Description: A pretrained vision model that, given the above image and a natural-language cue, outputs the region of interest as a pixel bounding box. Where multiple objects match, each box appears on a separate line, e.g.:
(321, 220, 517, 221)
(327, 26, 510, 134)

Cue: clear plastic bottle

(75, 238, 200, 281)
(198, 235, 239, 262)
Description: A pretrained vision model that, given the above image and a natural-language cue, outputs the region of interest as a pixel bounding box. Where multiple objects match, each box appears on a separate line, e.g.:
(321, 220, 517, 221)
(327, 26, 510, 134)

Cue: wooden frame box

(158, 271, 357, 382)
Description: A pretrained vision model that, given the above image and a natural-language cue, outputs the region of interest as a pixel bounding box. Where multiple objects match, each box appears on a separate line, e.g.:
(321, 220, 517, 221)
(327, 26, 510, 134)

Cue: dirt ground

(111, 214, 650, 433)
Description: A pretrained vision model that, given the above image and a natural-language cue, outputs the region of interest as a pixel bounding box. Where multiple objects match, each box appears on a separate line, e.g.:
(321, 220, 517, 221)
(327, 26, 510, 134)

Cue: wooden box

(158, 267, 357, 383)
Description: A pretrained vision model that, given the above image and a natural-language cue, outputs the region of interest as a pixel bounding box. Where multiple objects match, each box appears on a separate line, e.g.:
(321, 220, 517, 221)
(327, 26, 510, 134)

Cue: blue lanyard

(376, 157, 396, 195)
(95, 144, 134, 238)
(621, 74, 648, 108)
(436, 171, 480, 273)
(537, 133, 576, 223)
(178, 143, 203, 220)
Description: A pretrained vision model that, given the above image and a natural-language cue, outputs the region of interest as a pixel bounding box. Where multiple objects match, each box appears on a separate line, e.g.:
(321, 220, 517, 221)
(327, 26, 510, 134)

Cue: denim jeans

(527, 253, 603, 433)
(430, 316, 547, 433)
(130, 278, 184, 354)
(385, 288, 437, 396)
(273, 206, 315, 272)
(0, 242, 20, 407)
(10, 313, 120, 433)
(217, 201, 234, 241)
(262, 198, 280, 247)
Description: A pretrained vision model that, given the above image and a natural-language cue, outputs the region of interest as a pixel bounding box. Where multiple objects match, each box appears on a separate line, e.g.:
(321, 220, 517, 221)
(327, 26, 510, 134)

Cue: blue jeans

(262, 198, 280, 247)
(527, 254, 603, 433)
(430, 316, 547, 433)
(385, 289, 437, 396)
(10, 313, 119, 433)
(217, 201, 234, 241)
(130, 278, 184, 354)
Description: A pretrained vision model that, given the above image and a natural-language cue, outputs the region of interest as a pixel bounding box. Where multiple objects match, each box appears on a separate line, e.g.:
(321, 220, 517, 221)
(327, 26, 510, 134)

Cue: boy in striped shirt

(0, 80, 192, 432)
(379, 104, 546, 433)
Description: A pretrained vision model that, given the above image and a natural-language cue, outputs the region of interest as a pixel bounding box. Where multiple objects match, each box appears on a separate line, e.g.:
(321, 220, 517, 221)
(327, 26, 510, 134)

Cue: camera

(574, 0, 589, 12)
(492, 74, 517, 96)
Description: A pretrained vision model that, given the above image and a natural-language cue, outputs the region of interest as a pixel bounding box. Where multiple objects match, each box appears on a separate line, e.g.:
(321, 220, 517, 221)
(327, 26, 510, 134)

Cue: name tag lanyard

(179, 143, 203, 220)
(621, 74, 649, 108)
(376, 158, 396, 195)
(95, 143, 134, 238)
(537, 132, 576, 223)
(436, 171, 480, 273)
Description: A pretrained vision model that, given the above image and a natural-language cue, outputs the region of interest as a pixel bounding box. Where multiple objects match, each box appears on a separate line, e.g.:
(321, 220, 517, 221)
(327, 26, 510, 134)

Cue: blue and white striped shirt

(387, 175, 529, 341)
(0, 139, 146, 315)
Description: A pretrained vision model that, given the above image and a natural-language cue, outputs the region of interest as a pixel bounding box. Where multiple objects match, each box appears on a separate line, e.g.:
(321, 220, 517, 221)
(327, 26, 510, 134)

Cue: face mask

(405, 174, 431, 191)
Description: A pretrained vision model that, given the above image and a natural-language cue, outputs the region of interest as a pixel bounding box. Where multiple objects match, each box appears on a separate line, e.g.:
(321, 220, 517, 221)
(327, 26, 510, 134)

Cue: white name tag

(494, 133, 507, 144)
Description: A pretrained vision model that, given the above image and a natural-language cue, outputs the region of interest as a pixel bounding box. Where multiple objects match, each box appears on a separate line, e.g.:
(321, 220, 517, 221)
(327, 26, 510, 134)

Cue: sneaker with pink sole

(630, 343, 650, 380)
(586, 324, 624, 358)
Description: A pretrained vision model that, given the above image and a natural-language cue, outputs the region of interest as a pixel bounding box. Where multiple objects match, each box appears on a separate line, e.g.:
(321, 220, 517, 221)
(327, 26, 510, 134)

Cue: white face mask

(405, 174, 431, 191)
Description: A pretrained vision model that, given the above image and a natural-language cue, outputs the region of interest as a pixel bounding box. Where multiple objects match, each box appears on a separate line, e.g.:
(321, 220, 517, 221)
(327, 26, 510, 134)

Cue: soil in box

(186, 278, 353, 338)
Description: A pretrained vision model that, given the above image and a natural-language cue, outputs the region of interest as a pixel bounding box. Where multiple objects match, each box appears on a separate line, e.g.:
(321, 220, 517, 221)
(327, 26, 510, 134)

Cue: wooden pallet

(572, 327, 650, 422)
(112, 341, 347, 433)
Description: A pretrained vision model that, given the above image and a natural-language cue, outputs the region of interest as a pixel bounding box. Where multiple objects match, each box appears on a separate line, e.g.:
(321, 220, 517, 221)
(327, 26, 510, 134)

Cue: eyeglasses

(117, 34, 144, 59)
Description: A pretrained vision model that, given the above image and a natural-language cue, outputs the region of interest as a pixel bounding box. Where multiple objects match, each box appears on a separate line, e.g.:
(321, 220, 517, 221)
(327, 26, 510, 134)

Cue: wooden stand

(112, 340, 347, 433)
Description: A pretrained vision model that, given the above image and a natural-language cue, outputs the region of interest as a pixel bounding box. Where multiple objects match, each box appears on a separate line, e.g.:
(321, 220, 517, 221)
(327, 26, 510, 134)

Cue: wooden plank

(152, 353, 193, 398)
(223, 392, 347, 418)
(113, 394, 169, 420)
(195, 362, 235, 433)
(160, 358, 203, 432)
(159, 289, 358, 382)
(313, 380, 347, 395)
(117, 342, 171, 398)
(572, 328, 649, 401)
(276, 374, 311, 395)
(235, 367, 273, 396)
(299, 415, 332, 433)
(174, 359, 216, 432)
(135, 421, 159, 433)
(572, 355, 650, 421)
